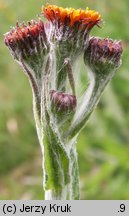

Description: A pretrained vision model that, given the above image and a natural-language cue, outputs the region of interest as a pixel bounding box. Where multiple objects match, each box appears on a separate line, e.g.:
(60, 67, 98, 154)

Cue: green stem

(64, 58, 76, 96)
(32, 54, 80, 200)
(56, 56, 67, 92)
(40, 119, 79, 200)
(69, 146, 80, 200)
(68, 70, 115, 139)
(44, 147, 79, 200)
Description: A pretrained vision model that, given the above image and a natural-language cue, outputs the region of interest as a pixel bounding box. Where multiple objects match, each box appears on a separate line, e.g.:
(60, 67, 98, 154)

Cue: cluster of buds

(4, 4, 122, 115)
(4, 3, 123, 200)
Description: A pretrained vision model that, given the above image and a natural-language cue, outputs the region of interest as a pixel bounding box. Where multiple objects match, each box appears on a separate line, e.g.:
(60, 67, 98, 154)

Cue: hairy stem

(68, 69, 115, 139)
(42, 143, 79, 200)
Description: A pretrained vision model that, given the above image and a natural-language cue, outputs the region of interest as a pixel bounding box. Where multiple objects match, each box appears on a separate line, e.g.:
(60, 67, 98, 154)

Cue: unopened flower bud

(84, 37, 123, 75)
(4, 19, 49, 76)
(50, 90, 77, 113)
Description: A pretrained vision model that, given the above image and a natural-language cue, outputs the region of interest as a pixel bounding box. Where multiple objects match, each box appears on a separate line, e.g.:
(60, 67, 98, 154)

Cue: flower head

(4, 19, 49, 76)
(84, 37, 123, 75)
(42, 4, 101, 59)
(42, 3, 101, 29)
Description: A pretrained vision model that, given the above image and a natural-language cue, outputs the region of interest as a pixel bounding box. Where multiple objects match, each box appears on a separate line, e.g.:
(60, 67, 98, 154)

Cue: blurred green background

(0, 0, 129, 199)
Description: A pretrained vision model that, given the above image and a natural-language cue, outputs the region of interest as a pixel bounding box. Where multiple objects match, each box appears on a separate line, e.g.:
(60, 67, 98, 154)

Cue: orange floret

(42, 4, 101, 28)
